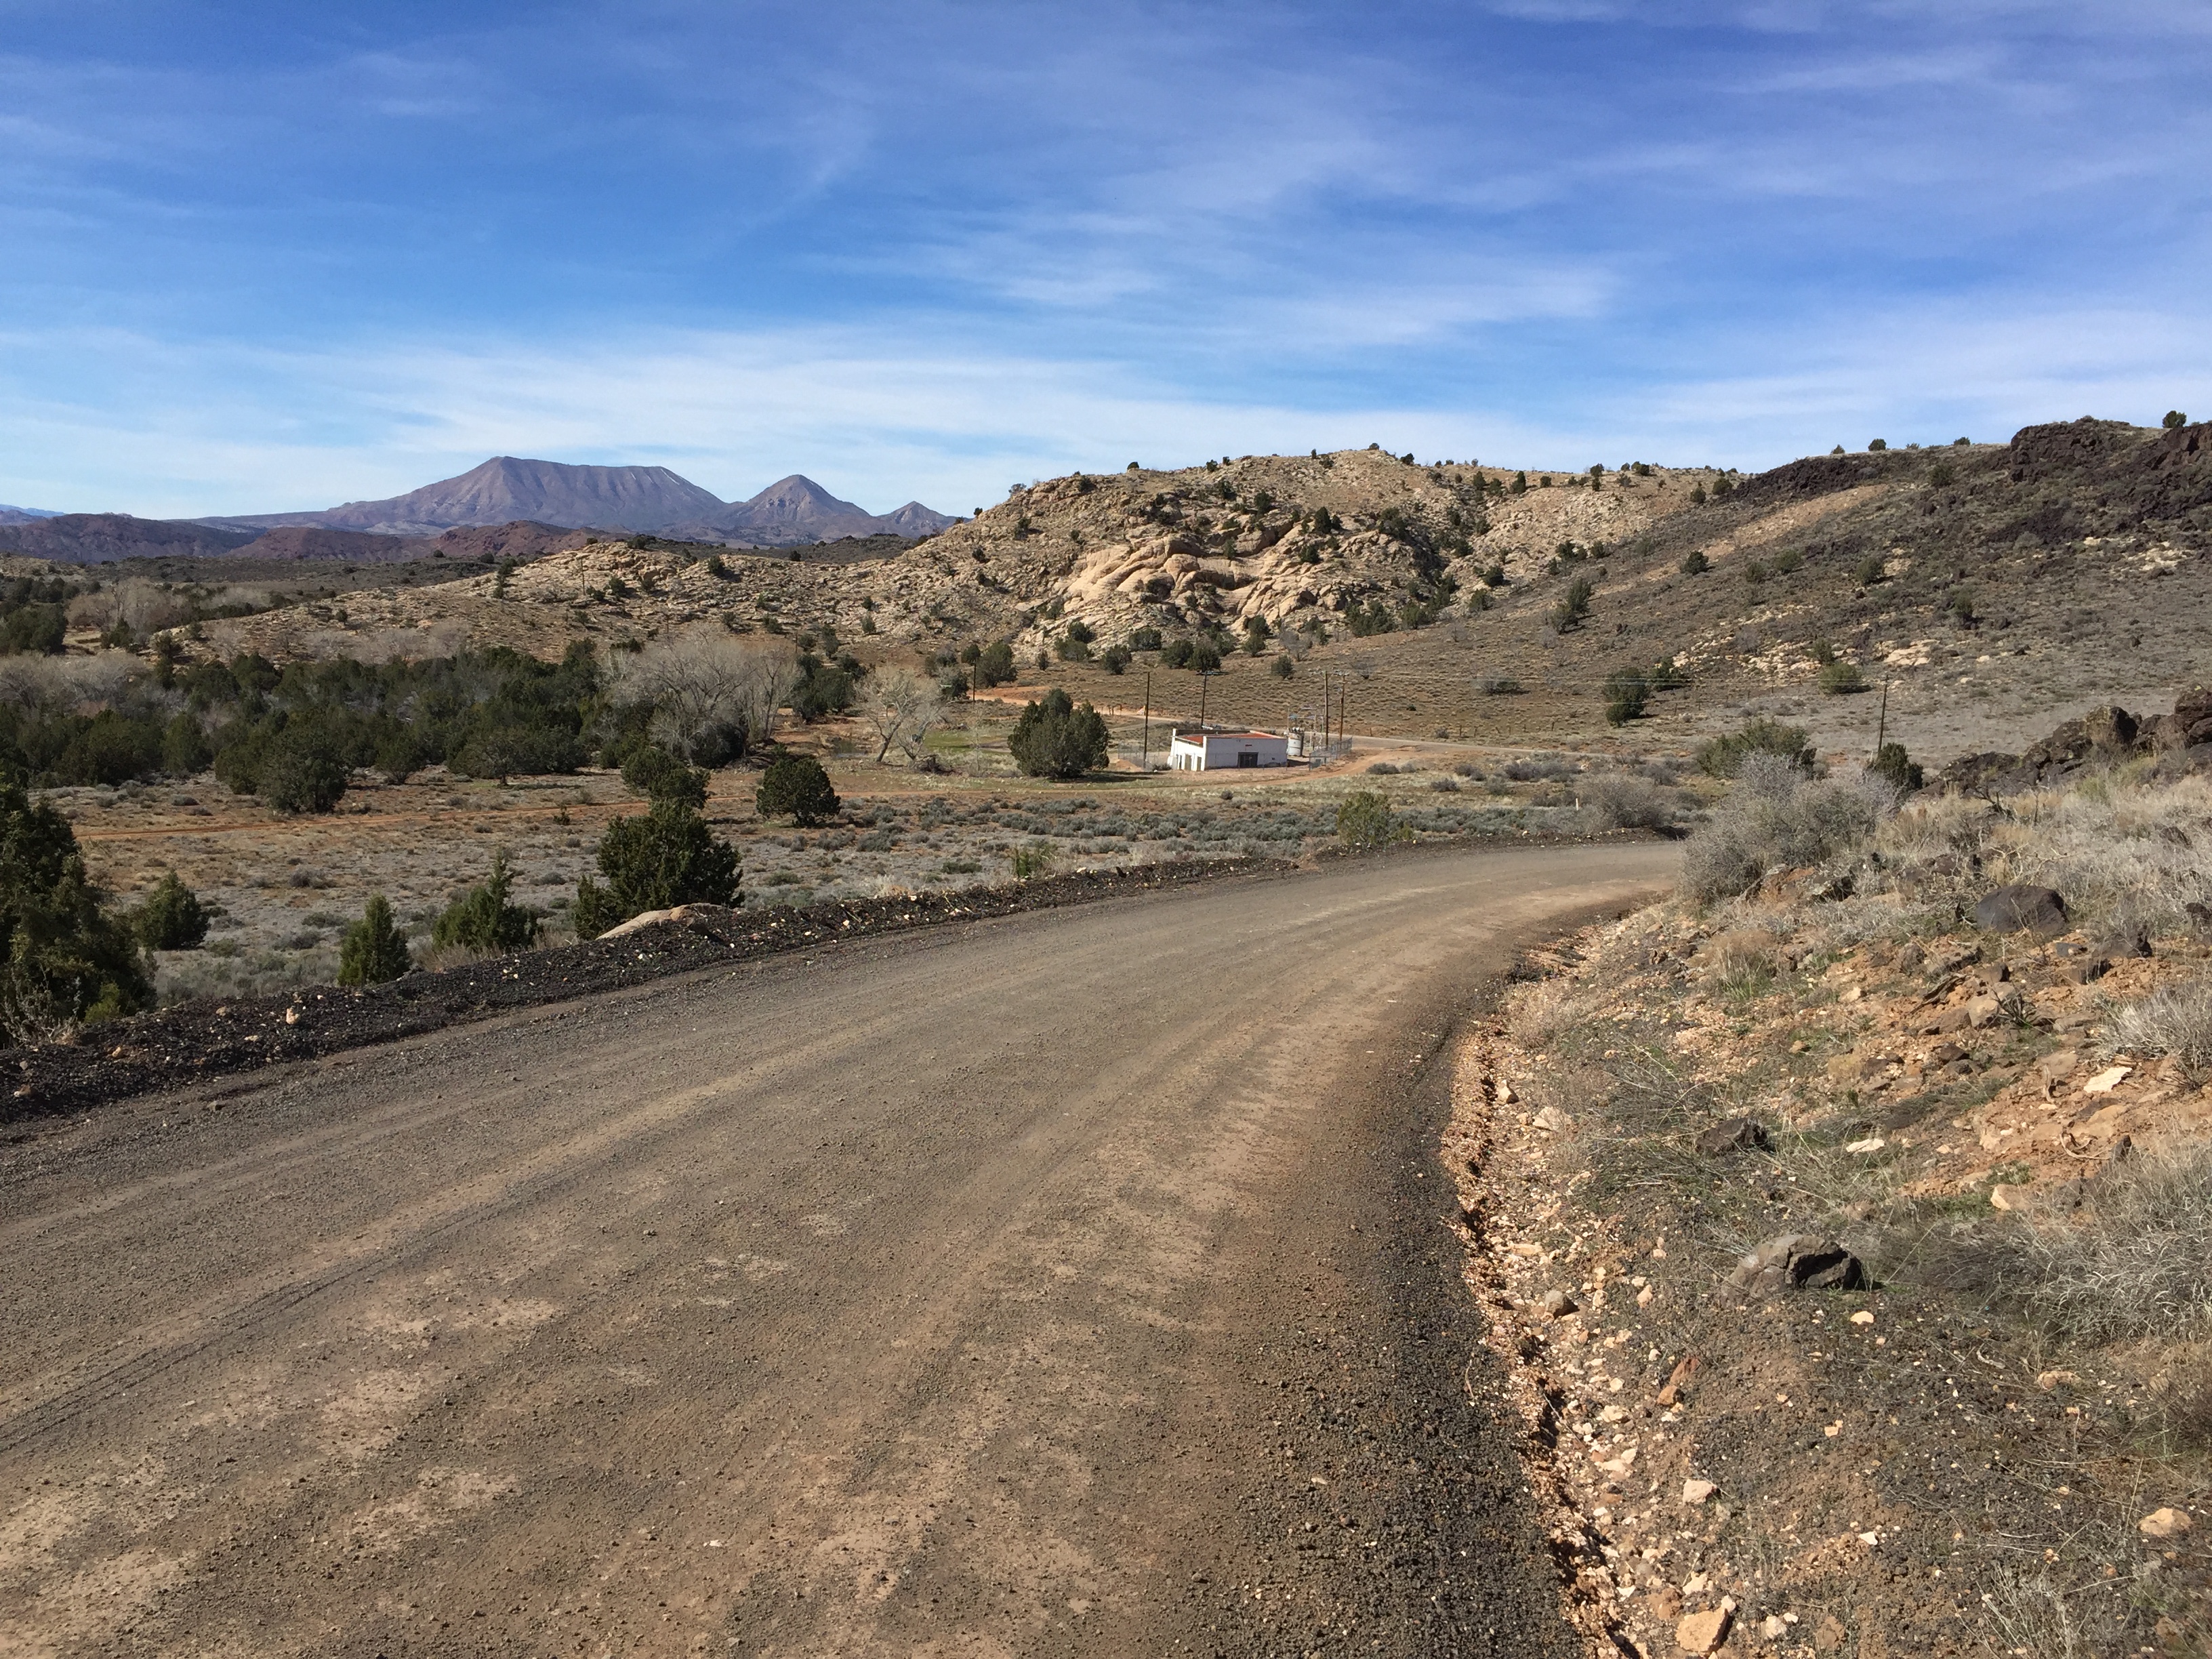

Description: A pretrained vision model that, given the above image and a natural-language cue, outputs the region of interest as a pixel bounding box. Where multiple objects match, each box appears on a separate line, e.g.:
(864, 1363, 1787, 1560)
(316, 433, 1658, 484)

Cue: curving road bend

(0, 842, 1674, 1658)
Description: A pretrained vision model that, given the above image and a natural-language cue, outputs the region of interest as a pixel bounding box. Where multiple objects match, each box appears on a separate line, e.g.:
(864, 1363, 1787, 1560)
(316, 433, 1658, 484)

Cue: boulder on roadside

(1972, 884, 2068, 937)
(1727, 1233, 1869, 1294)
(595, 902, 734, 943)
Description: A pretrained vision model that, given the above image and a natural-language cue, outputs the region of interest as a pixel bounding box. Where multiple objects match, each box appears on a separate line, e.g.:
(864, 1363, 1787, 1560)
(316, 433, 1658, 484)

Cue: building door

(1237, 751, 1258, 768)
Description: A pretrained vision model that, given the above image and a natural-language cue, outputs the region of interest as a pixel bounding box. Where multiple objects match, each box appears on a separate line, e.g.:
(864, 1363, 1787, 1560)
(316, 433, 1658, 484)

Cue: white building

(1167, 729, 1292, 771)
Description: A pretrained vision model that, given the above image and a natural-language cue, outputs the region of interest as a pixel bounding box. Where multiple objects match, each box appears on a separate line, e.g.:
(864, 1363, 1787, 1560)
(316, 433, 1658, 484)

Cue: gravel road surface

(0, 842, 1673, 1657)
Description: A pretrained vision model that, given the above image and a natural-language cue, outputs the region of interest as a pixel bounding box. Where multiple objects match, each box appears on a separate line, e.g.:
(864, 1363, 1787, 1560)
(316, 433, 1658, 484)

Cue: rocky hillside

(0, 512, 260, 563)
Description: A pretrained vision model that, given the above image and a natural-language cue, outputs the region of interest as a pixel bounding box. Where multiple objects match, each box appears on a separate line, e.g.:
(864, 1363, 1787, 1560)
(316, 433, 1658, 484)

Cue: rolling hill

(194, 419, 2210, 771)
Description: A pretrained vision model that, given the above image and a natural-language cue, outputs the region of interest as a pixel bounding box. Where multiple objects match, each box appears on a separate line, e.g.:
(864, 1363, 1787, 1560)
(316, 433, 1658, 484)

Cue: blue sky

(3, 1, 2208, 518)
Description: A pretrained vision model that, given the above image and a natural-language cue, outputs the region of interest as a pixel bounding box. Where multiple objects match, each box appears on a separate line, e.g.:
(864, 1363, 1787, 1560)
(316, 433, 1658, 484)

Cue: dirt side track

(0, 844, 1673, 1658)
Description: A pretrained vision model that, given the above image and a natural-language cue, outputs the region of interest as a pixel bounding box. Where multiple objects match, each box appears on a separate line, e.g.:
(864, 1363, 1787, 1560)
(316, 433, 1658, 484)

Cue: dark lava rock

(1973, 884, 2068, 937)
(1726, 1233, 1870, 1294)
(2099, 924, 2154, 959)
(1696, 1118, 1771, 1158)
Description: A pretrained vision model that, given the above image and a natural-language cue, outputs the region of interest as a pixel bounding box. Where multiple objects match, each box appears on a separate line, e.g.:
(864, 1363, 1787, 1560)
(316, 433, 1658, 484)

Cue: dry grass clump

(1874, 791, 1997, 864)
(1986, 775, 2212, 935)
(2104, 981, 2212, 1082)
(1504, 977, 1599, 1048)
(2019, 1143, 2212, 1345)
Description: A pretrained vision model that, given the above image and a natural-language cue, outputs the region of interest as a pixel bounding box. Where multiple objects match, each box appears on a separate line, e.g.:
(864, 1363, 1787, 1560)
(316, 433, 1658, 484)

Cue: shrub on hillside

(337, 894, 412, 985)
(1696, 716, 1814, 779)
(1870, 741, 1924, 793)
(431, 851, 541, 954)
(1818, 660, 1868, 695)
(1336, 790, 1407, 848)
(161, 712, 210, 777)
(573, 801, 742, 937)
(1679, 550, 1708, 575)
(1603, 669, 1649, 726)
(1580, 773, 1673, 832)
(0, 780, 150, 1042)
(621, 745, 709, 808)
(1008, 689, 1109, 779)
(447, 724, 588, 781)
(256, 725, 350, 814)
(1681, 754, 1891, 903)
(1549, 575, 1595, 632)
(129, 872, 207, 951)
(972, 641, 1018, 687)
(756, 754, 840, 825)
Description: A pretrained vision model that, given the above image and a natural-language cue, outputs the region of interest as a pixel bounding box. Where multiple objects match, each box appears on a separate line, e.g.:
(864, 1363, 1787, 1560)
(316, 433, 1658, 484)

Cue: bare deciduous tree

(859, 667, 944, 763)
(609, 630, 800, 762)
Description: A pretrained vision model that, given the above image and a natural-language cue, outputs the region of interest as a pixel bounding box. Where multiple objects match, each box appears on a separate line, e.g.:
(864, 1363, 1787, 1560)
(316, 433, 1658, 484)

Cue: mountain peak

(204, 457, 953, 546)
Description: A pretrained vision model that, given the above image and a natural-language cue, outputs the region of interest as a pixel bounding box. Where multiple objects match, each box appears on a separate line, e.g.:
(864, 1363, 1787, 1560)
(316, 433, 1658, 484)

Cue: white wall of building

(1167, 731, 1291, 771)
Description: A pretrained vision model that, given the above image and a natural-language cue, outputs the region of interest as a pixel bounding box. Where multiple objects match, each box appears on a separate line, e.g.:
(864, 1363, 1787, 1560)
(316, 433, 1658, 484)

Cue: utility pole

(1198, 670, 1213, 731)
(1141, 672, 1151, 771)
(1874, 678, 1889, 762)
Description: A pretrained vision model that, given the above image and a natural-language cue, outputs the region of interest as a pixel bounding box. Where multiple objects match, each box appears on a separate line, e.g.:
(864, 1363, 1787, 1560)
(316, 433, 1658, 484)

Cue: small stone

(1845, 1136, 1885, 1155)
(1533, 1105, 1573, 1134)
(2036, 1368, 2078, 1390)
(1972, 883, 2068, 937)
(1813, 1613, 1847, 1653)
(2140, 1507, 2194, 1539)
(1496, 1080, 1517, 1105)
(1695, 1117, 1769, 1157)
(1761, 1614, 1788, 1639)
(1540, 1289, 1578, 1317)
(1849, 1309, 1875, 1325)
(1675, 1605, 1732, 1654)
(2082, 1065, 2132, 1095)
(1681, 1478, 1716, 1504)
(1726, 1233, 1868, 1293)
(1990, 1183, 2030, 1211)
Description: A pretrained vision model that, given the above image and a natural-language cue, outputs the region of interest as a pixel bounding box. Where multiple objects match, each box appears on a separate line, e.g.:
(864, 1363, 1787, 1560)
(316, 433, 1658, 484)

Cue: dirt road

(0, 843, 1673, 1657)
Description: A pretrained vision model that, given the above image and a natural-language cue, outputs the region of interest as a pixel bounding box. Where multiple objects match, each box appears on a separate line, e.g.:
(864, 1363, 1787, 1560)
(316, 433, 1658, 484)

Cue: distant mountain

(0, 513, 259, 564)
(672, 474, 958, 547)
(203, 457, 956, 547)
(884, 501, 960, 537)
(207, 457, 730, 539)
(0, 504, 63, 526)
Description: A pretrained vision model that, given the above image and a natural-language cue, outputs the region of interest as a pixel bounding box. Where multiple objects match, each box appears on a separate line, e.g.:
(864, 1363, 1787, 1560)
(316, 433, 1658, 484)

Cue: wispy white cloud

(1, 0, 2207, 515)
